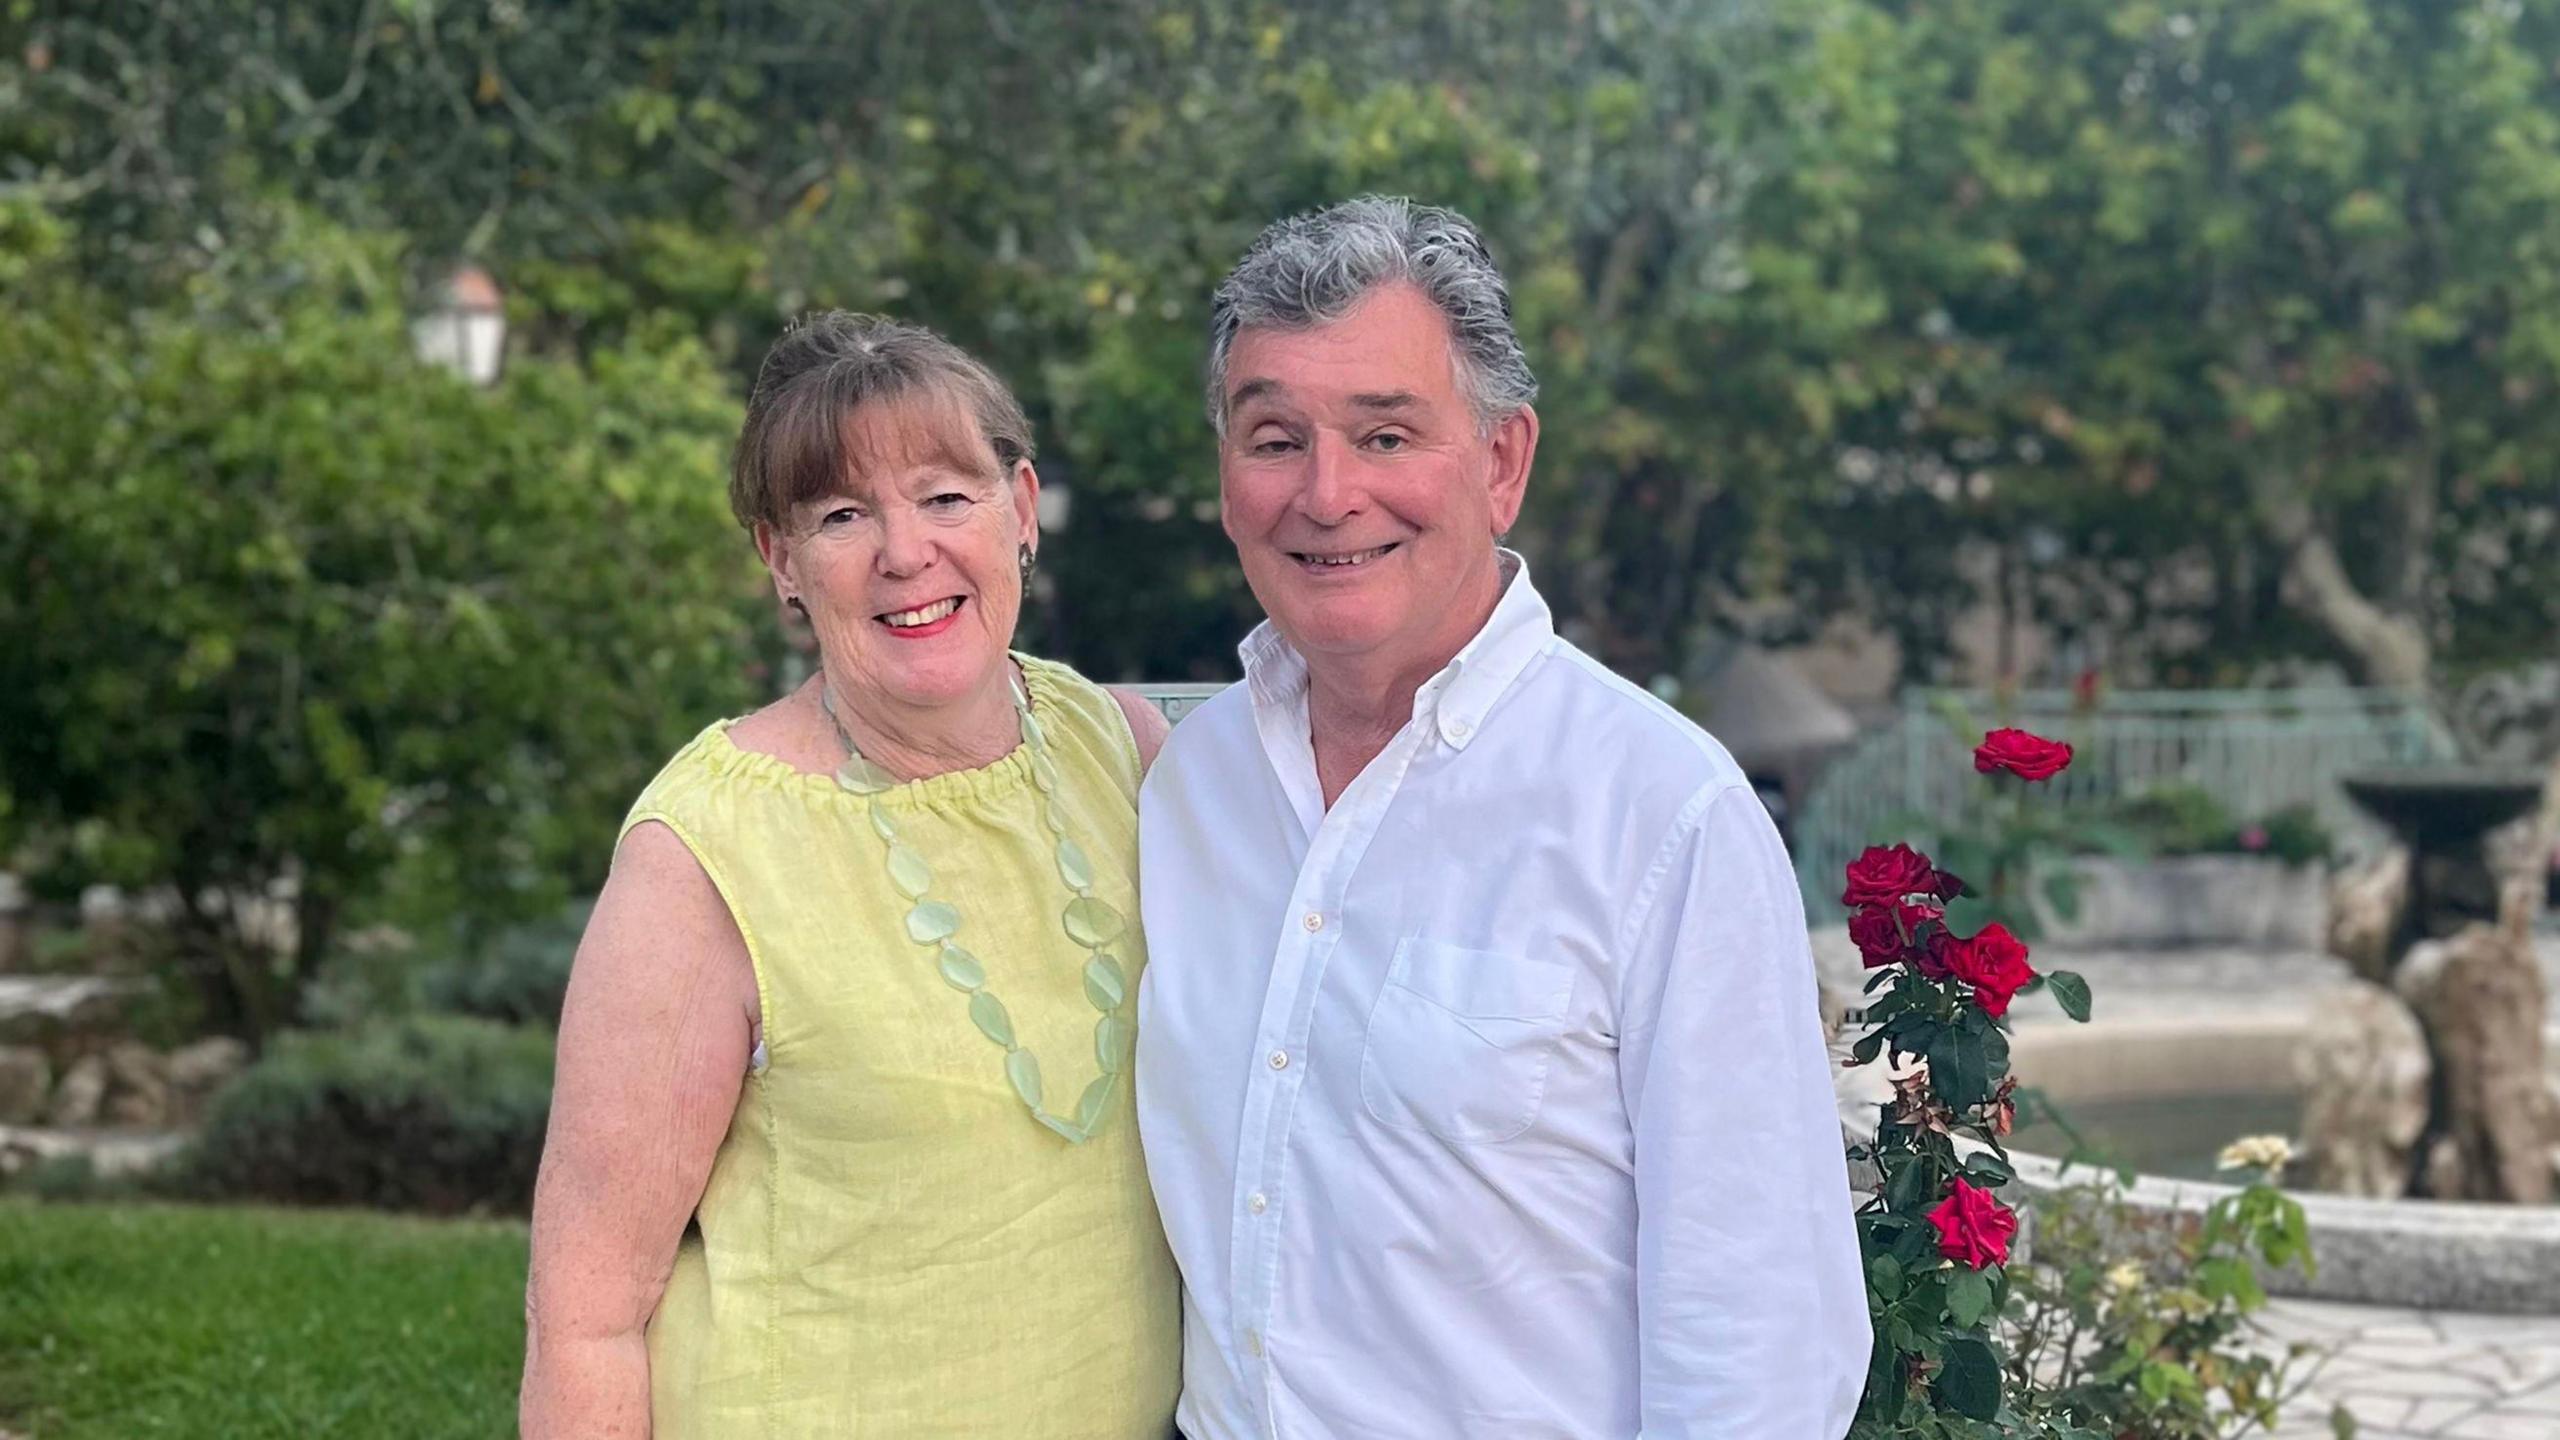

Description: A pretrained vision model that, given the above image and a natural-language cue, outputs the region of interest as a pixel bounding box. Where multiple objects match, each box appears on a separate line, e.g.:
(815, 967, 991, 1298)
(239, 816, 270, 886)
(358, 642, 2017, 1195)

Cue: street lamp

(412, 264, 506, 387)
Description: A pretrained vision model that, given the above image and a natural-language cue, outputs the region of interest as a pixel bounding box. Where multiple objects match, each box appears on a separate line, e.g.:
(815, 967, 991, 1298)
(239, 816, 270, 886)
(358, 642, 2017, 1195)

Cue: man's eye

(1250, 436, 1299, 456)
(1366, 431, 1408, 452)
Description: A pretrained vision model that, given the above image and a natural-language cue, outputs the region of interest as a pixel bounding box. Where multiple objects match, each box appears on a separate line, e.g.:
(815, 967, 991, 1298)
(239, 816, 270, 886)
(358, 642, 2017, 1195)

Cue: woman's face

(760, 392, 1039, 719)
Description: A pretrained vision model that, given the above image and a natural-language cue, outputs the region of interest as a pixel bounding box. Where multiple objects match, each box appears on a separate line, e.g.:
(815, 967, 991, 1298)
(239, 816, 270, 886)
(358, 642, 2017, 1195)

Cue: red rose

(1917, 927, 1960, 981)
(1842, 843, 1943, 909)
(1847, 896, 1943, 969)
(1926, 1176, 2018, 1268)
(1944, 922, 2036, 1017)
(1973, 727, 2074, 782)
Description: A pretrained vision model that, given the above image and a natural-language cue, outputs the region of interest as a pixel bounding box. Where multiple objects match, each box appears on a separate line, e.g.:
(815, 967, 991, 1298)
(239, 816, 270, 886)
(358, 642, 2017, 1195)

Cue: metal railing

(1790, 687, 2462, 913)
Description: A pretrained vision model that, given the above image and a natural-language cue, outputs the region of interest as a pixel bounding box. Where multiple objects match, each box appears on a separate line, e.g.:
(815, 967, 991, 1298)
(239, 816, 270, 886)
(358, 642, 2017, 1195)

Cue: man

(1135, 194, 1870, 1440)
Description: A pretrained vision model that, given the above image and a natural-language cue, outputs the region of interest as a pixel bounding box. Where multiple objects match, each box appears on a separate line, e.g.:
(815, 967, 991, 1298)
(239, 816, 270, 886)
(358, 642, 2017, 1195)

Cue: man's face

(1218, 282, 1533, 674)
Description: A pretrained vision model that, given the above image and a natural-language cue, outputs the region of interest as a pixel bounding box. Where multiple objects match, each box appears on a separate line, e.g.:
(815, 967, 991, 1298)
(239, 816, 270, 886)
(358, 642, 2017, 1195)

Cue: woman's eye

(820, 506, 864, 528)
(926, 492, 972, 510)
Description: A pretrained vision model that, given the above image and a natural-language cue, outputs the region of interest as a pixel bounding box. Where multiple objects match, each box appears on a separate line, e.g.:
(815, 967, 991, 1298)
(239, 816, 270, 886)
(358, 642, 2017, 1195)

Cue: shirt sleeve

(1616, 783, 1872, 1439)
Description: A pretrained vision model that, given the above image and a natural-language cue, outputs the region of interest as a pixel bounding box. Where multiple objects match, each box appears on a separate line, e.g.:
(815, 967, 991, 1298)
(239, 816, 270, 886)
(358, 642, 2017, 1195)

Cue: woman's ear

(1009, 458, 1042, 557)
(753, 520, 798, 605)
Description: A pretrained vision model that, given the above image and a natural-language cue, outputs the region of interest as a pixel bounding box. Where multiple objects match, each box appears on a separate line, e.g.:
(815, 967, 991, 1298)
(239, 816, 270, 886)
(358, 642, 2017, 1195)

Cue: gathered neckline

(700, 654, 1064, 812)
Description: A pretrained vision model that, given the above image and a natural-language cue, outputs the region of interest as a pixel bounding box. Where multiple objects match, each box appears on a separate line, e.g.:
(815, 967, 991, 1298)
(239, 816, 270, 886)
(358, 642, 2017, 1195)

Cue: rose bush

(1846, 729, 2092, 1434)
(1846, 727, 2318, 1438)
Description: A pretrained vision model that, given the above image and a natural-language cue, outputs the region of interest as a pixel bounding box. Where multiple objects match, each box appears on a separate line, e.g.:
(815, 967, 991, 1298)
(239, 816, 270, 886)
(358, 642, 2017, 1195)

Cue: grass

(0, 1199, 527, 1439)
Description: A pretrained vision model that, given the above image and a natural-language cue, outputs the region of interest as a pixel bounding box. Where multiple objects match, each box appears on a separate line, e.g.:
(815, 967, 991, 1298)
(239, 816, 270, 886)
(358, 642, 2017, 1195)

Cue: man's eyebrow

(1226, 378, 1284, 415)
(1348, 390, 1421, 413)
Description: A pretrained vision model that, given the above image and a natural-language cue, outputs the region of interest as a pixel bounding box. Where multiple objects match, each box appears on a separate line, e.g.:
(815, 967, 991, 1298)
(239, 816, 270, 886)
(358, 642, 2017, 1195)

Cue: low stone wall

(2030, 855, 2329, 950)
(2008, 1150, 2560, 1315)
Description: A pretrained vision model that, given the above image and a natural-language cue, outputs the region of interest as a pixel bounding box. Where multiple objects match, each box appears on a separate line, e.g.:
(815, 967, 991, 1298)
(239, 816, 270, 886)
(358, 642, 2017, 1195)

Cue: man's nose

(1294, 431, 1362, 526)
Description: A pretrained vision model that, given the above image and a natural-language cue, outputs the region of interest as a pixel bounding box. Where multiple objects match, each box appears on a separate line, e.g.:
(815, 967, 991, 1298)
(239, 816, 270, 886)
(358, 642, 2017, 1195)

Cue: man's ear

(1485, 404, 1540, 536)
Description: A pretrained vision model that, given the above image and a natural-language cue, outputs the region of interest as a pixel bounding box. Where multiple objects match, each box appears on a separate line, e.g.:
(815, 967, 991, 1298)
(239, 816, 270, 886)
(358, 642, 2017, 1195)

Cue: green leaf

(1963, 1152, 2015, 1185)
(1868, 1253, 1905, 1301)
(2040, 867, 2083, 923)
(1933, 1334, 2002, 1420)
(1945, 1266, 1994, 1328)
(2046, 970, 2093, 1023)
(1929, 1026, 1988, 1110)
(1850, 1030, 1886, 1065)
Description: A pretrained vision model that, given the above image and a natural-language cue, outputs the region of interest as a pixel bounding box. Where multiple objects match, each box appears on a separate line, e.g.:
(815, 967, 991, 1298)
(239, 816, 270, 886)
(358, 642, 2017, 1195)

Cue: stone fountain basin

(2001, 1012, 2560, 1315)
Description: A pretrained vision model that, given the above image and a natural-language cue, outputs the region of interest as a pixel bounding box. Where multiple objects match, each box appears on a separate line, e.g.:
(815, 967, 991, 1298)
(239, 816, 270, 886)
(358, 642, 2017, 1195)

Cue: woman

(520, 313, 1180, 1437)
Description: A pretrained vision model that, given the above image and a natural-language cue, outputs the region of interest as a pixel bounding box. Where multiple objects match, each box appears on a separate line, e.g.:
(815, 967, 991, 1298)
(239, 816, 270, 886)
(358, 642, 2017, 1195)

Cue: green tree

(0, 206, 762, 1041)
(1828, 0, 2560, 687)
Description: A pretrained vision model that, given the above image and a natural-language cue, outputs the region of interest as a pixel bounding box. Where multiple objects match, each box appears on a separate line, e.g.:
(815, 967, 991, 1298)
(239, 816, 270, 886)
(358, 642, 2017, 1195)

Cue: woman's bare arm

(1108, 686, 1174, 775)
(520, 821, 759, 1439)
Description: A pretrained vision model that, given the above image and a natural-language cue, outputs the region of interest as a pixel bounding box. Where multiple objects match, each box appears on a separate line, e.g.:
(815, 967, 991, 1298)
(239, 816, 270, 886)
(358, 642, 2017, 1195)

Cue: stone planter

(2031, 854, 2328, 950)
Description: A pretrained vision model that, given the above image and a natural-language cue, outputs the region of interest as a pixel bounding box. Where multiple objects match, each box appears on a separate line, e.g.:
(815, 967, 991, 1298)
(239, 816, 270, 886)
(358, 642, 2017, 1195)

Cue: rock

(101, 1040, 170, 1129)
(46, 1052, 107, 1127)
(165, 1036, 249, 1124)
(0, 975, 141, 1048)
(2395, 918, 2560, 1203)
(2295, 980, 2431, 1198)
(0, 1045, 50, 1125)
(2327, 849, 2410, 984)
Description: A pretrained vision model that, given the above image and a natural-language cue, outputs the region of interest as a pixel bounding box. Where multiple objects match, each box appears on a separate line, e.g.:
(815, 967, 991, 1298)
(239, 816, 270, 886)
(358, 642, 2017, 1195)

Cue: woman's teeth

(881, 598, 962, 627)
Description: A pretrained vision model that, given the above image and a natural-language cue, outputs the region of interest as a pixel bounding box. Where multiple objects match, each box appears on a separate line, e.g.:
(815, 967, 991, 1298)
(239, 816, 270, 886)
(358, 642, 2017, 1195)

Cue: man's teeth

(882, 598, 962, 627)
(1303, 545, 1394, 568)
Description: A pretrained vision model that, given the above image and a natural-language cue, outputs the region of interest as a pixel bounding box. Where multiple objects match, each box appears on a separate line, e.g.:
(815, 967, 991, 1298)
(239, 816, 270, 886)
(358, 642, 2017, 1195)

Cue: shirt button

(1248, 1191, 1268, 1214)
(1302, 911, 1324, 932)
(1447, 718, 1472, 739)
(1268, 1049, 1290, 1070)
(1246, 1328, 1265, 1358)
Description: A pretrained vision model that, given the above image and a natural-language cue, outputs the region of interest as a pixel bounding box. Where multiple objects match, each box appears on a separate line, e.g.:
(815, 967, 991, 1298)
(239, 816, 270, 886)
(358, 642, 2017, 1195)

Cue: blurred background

(2, 3, 2558, 1436)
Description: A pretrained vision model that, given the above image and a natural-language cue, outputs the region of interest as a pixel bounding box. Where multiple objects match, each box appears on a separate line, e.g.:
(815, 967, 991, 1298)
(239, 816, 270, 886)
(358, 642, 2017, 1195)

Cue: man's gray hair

(1206, 195, 1539, 435)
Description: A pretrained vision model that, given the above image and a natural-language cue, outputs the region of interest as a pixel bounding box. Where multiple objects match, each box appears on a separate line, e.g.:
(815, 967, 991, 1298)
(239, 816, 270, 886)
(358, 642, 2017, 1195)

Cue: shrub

(2007, 1160, 2325, 1438)
(185, 1015, 553, 1214)
(412, 903, 587, 1028)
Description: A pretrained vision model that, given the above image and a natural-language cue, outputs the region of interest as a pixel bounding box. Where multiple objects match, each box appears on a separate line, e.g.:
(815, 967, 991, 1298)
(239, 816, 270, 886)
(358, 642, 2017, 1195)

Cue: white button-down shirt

(1136, 560, 1870, 1440)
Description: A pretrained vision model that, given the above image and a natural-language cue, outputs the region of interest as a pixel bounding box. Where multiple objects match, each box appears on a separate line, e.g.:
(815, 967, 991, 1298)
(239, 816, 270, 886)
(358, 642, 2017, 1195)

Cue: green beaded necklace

(821, 671, 1133, 1144)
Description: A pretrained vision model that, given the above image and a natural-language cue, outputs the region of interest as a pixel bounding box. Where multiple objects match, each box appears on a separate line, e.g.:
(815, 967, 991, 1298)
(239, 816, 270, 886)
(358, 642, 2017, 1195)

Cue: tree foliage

(12, 0, 2554, 689)
(0, 202, 761, 1038)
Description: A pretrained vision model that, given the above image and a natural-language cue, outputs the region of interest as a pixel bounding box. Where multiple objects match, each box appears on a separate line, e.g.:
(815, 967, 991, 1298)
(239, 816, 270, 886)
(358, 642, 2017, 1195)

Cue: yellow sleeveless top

(624, 654, 1179, 1439)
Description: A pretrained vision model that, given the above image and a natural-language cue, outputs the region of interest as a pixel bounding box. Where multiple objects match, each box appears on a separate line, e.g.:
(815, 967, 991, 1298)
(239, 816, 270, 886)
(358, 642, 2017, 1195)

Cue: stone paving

(2258, 1296, 2560, 1439)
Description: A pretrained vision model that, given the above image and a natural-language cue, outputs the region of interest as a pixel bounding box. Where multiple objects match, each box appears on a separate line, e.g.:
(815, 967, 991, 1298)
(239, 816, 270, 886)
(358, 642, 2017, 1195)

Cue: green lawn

(0, 1199, 527, 1439)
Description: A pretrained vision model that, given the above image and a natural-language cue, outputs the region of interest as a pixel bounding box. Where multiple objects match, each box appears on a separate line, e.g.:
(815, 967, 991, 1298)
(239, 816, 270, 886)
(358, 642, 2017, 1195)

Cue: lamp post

(412, 265, 506, 387)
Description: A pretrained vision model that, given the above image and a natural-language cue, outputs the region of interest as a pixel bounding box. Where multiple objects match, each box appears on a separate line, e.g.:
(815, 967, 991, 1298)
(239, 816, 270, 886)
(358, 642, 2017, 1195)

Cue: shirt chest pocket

(1358, 939, 1576, 1144)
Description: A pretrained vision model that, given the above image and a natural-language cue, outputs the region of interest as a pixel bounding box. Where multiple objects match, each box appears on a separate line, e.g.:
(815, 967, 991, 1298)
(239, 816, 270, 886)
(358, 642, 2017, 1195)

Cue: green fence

(1790, 688, 2462, 915)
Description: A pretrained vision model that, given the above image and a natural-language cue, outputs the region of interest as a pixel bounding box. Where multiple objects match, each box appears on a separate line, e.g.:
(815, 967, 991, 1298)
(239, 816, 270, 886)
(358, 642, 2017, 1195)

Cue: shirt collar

(1237, 549, 1554, 752)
